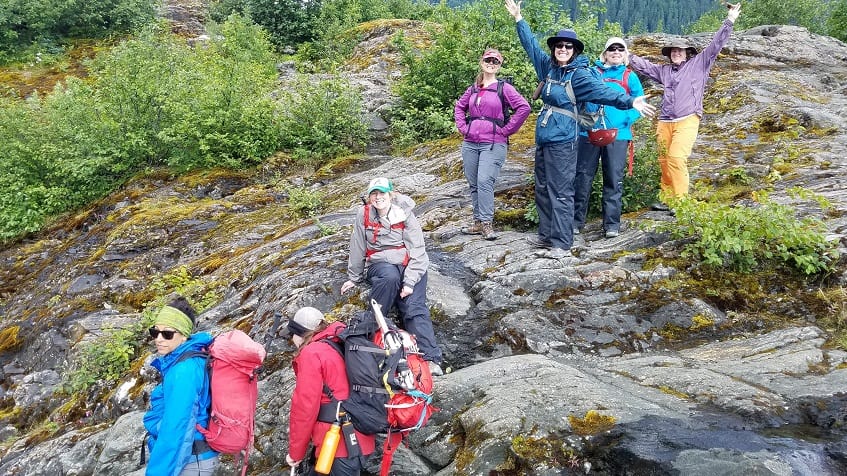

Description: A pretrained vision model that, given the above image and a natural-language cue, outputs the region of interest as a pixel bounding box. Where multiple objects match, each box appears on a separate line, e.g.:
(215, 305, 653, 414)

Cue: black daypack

(318, 312, 401, 435)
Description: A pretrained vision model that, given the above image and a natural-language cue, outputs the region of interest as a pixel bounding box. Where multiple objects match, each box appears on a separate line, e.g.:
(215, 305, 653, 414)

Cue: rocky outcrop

(1, 20, 847, 476)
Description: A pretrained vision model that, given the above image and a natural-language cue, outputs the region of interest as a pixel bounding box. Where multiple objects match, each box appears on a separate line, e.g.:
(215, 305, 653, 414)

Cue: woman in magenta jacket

(454, 48, 530, 240)
(285, 307, 376, 475)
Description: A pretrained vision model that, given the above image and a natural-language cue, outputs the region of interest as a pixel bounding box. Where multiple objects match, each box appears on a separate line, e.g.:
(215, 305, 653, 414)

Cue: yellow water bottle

(314, 421, 341, 474)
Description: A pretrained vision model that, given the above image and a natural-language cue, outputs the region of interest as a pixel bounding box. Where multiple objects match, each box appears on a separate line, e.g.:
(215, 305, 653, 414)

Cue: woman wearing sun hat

(143, 296, 219, 476)
(573, 37, 646, 240)
(340, 177, 444, 376)
(454, 47, 530, 240)
(505, 0, 655, 260)
(628, 3, 741, 208)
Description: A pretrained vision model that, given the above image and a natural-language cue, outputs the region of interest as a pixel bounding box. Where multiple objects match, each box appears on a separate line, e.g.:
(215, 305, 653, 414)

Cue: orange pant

(656, 115, 700, 197)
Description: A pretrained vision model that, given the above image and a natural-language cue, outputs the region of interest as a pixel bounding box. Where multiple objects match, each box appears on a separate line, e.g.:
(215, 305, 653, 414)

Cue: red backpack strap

(363, 205, 379, 243)
(622, 67, 635, 176)
(363, 205, 409, 264)
(380, 430, 406, 476)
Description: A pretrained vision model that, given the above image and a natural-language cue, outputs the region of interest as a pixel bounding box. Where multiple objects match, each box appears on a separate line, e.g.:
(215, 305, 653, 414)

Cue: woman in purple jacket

(454, 48, 530, 240)
(629, 3, 741, 208)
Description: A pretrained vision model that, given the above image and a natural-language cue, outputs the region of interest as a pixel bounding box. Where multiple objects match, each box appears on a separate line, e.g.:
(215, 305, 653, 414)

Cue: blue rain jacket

(516, 20, 636, 145)
(143, 332, 215, 476)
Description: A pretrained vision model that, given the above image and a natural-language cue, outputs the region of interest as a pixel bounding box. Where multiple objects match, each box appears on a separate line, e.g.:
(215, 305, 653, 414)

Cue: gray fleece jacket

(346, 193, 429, 289)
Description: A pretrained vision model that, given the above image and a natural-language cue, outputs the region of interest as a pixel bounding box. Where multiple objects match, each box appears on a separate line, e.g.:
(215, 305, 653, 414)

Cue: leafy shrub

(277, 74, 370, 168)
(656, 196, 839, 275)
(63, 323, 145, 394)
(149, 266, 221, 312)
(0, 0, 155, 62)
(288, 186, 324, 218)
(0, 16, 282, 242)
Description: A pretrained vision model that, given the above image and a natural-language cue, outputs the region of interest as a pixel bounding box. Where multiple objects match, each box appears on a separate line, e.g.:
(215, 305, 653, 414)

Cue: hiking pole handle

(371, 299, 402, 352)
(371, 299, 390, 334)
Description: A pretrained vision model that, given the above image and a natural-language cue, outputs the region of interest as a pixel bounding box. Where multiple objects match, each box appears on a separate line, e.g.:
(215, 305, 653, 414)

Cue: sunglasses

(554, 42, 574, 50)
(483, 57, 501, 65)
(149, 327, 178, 340)
(606, 45, 626, 52)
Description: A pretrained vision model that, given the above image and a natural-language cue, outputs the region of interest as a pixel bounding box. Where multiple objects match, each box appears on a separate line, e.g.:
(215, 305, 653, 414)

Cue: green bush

(656, 196, 839, 275)
(63, 322, 147, 394)
(0, 16, 283, 242)
(0, 0, 155, 62)
(287, 186, 325, 218)
(277, 74, 370, 168)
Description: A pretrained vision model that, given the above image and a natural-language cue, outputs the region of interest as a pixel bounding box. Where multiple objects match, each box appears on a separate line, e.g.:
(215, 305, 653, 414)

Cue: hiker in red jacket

(285, 307, 376, 475)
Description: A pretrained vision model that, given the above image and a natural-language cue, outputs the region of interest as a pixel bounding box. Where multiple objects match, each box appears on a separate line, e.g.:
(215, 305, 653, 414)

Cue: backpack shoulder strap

(496, 79, 510, 125)
(622, 67, 632, 94)
(175, 349, 210, 364)
(600, 67, 632, 95)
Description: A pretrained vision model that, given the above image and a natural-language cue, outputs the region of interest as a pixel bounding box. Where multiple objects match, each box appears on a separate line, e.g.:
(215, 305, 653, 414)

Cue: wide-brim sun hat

(661, 39, 698, 58)
(546, 29, 585, 54)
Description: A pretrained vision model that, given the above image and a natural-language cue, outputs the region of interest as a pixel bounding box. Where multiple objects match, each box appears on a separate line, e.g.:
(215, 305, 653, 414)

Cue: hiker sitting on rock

(285, 307, 375, 475)
(628, 2, 741, 209)
(143, 296, 219, 476)
(341, 177, 445, 376)
(454, 47, 530, 241)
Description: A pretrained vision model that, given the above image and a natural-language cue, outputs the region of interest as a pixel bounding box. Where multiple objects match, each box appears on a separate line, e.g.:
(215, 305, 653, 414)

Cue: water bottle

(314, 421, 341, 474)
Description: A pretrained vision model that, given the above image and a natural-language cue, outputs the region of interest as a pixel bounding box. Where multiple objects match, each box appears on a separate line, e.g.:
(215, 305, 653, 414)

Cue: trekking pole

(371, 300, 401, 352)
(370, 300, 390, 335)
(371, 299, 415, 389)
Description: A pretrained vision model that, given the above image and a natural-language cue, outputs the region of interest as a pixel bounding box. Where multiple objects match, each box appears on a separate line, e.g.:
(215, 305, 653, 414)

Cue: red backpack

(373, 328, 436, 476)
(196, 330, 266, 476)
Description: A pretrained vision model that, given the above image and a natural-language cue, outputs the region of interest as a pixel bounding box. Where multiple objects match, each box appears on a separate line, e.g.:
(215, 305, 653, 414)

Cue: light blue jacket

(581, 61, 644, 141)
(516, 19, 637, 145)
(143, 332, 215, 476)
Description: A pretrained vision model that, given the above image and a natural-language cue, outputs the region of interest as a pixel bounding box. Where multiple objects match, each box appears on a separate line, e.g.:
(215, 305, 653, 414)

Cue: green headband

(154, 306, 194, 337)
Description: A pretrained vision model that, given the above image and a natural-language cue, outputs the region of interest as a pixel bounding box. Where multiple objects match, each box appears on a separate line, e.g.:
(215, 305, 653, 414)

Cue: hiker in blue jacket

(505, 0, 655, 259)
(143, 297, 219, 476)
(573, 37, 646, 239)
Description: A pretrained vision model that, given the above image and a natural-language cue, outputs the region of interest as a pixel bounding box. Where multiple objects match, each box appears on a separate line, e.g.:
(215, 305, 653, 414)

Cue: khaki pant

(656, 115, 700, 197)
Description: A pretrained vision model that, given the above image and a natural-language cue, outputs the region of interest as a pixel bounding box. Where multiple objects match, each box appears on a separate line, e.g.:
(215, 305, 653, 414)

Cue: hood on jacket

(311, 321, 347, 343)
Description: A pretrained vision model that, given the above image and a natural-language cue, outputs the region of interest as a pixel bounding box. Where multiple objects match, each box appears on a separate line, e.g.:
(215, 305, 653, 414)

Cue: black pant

(307, 455, 367, 476)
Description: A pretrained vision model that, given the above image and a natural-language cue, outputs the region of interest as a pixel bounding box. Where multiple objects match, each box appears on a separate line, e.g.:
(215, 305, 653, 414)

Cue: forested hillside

(449, 0, 722, 33)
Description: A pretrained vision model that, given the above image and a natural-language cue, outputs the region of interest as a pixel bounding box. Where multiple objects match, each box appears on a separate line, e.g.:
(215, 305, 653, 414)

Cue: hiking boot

(651, 202, 670, 212)
(605, 229, 620, 238)
(461, 220, 483, 235)
(428, 361, 444, 376)
(481, 222, 497, 241)
(525, 235, 553, 249)
(546, 247, 572, 259)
